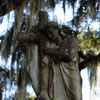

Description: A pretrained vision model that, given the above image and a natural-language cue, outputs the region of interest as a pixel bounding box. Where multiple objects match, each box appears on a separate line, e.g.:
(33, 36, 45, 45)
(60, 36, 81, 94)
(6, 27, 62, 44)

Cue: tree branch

(0, 67, 9, 77)
(78, 51, 88, 59)
(0, 0, 24, 16)
(0, 36, 4, 40)
(79, 53, 100, 71)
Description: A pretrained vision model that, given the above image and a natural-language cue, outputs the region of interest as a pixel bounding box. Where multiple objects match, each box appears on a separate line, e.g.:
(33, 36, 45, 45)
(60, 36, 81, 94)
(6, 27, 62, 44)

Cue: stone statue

(17, 11, 82, 100)
(35, 22, 82, 100)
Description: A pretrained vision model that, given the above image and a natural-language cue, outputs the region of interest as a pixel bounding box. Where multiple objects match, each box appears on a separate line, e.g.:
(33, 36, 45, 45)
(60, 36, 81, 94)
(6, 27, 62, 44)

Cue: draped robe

(48, 37, 82, 100)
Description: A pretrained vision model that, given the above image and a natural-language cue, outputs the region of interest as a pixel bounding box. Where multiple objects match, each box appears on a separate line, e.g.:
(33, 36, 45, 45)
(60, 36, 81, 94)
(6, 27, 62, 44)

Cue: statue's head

(43, 21, 61, 40)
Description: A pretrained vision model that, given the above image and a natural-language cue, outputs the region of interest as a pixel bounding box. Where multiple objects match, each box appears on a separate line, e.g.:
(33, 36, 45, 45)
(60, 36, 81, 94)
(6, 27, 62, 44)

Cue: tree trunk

(14, 69, 27, 100)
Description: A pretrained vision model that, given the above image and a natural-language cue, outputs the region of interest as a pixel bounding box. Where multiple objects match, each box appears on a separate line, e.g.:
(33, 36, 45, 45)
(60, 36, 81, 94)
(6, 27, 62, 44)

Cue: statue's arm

(61, 38, 79, 61)
(43, 47, 71, 62)
(43, 47, 58, 56)
(43, 37, 79, 62)
(16, 32, 41, 43)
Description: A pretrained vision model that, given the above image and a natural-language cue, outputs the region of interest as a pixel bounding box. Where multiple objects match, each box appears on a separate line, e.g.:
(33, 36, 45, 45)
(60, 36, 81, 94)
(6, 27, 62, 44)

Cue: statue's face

(47, 28, 59, 40)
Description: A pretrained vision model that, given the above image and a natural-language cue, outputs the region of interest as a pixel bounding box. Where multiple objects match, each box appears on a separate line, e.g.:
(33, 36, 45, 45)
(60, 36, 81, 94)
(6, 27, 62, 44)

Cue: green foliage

(77, 30, 100, 55)
(27, 94, 36, 100)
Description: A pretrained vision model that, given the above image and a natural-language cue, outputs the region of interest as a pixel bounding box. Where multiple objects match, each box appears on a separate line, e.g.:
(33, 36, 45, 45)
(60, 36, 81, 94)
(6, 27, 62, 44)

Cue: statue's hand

(41, 46, 45, 53)
(56, 50, 64, 61)
(56, 38, 69, 61)
(52, 56, 58, 63)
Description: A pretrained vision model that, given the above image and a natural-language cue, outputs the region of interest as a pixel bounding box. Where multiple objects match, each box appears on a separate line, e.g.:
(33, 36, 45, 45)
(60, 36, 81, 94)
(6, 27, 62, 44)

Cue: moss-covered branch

(0, 36, 4, 40)
(0, 0, 24, 16)
(79, 53, 100, 71)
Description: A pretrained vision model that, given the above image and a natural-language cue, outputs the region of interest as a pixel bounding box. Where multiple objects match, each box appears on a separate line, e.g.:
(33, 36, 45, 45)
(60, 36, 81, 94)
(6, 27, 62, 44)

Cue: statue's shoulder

(63, 36, 77, 42)
(63, 36, 79, 48)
